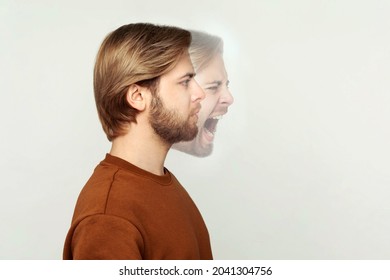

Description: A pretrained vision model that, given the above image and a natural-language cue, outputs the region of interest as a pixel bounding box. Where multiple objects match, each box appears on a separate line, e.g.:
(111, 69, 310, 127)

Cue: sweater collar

(103, 153, 172, 185)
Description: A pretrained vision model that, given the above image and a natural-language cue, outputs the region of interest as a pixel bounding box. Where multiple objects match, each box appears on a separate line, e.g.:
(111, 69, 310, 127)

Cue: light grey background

(1, 0, 390, 259)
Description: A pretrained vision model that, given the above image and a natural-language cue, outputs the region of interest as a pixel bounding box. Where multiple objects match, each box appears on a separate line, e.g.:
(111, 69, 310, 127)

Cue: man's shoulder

(70, 161, 120, 219)
(86, 159, 121, 187)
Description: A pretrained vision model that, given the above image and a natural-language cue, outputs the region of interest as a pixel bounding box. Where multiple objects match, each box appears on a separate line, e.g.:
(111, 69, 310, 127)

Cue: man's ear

(126, 84, 147, 111)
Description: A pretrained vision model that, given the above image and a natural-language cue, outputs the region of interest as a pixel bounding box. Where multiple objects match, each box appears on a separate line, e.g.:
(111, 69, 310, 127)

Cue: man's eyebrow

(206, 80, 223, 86)
(179, 72, 196, 79)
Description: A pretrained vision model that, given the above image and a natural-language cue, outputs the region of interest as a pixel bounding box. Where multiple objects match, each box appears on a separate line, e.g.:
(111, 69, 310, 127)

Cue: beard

(149, 94, 198, 145)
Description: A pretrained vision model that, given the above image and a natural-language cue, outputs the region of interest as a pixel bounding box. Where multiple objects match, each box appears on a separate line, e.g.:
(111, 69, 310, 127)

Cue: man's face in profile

(174, 53, 234, 156)
(149, 52, 205, 144)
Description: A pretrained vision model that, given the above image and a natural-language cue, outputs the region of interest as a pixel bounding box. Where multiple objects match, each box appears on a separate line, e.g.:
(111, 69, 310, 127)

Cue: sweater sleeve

(68, 214, 144, 260)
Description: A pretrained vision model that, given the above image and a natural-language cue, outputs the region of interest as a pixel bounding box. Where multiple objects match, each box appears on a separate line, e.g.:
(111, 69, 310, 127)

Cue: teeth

(204, 127, 214, 136)
(212, 115, 223, 120)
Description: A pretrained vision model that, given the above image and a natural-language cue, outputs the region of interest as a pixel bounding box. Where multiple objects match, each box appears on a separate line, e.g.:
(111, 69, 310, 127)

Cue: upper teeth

(212, 115, 223, 120)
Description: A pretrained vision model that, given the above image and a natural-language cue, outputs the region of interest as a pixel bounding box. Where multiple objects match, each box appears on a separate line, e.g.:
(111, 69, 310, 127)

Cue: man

(173, 31, 234, 157)
(63, 23, 212, 259)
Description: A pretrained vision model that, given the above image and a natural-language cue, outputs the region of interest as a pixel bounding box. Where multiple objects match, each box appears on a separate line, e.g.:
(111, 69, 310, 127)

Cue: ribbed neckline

(102, 153, 172, 186)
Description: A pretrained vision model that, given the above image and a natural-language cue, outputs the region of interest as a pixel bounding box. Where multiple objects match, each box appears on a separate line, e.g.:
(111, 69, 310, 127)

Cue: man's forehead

(165, 52, 195, 78)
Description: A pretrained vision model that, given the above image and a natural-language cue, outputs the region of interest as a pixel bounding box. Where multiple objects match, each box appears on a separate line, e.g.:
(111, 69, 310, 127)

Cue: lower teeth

(205, 128, 214, 136)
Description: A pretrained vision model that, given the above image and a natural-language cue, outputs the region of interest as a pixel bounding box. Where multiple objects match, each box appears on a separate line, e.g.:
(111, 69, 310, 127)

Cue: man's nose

(219, 87, 234, 106)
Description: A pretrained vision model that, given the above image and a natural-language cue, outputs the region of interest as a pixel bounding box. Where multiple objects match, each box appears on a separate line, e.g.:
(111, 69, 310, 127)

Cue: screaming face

(173, 53, 234, 157)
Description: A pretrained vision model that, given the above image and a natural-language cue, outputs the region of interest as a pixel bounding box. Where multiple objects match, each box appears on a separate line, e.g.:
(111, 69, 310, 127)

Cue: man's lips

(203, 113, 226, 136)
(192, 104, 201, 116)
(201, 109, 229, 143)
(208, 109, 228, 119)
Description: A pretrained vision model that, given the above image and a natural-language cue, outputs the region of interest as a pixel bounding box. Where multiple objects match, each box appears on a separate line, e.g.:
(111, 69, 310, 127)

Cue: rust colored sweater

(63, 154, 212, 260)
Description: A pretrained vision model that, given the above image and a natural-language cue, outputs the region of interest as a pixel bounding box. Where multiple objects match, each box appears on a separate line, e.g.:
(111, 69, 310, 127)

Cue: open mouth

(203, 115, 223, 137)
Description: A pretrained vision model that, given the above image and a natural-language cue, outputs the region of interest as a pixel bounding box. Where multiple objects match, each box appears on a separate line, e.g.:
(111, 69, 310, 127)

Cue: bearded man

(63, 23, 212, 260)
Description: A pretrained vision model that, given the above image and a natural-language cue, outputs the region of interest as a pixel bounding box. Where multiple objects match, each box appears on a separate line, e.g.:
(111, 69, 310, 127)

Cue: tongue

(204, 118, 218, 133)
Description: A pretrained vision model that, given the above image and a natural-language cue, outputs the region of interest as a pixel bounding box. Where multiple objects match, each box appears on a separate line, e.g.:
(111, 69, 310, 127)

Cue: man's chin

(172, 135, 214, 157)
(178, 126, 198, 142)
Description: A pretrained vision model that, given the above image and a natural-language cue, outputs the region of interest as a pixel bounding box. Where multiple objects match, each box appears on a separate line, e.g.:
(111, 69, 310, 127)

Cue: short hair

(189, 30, 224, 72)
(93, 23, 191, 141)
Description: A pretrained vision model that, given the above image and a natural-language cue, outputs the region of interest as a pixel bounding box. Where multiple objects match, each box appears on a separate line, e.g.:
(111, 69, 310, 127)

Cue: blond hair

(94, 23, 191, 141)
(189, 30, 224, 72)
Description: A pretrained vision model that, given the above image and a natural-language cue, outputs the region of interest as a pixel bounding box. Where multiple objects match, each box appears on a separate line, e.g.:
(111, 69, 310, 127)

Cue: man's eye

(207, 86, 218, 91)
(181, 79, 190, 87)
(206, 85, 219, 93)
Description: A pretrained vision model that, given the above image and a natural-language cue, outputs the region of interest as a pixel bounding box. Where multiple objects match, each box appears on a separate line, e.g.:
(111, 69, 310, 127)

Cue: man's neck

(109, 126, 171, 176)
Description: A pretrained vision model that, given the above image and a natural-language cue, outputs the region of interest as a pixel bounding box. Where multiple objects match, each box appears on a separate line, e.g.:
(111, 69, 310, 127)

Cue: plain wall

(1, 0, 390, 259)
